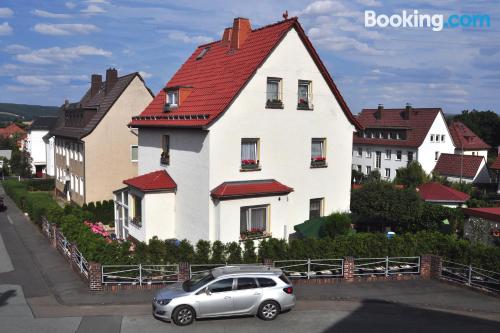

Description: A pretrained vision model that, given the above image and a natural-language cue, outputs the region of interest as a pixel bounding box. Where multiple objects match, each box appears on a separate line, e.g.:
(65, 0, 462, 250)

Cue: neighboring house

(490, 156, 500, 193)
(352, 105, 455, 180)
(0, 123, 26, 148)
(0, 149, 12, 172)
(462, 207, 500, 245)
(114, 17, 361, 243)
(51, 68, 154, 205)
(448, 121, 490, 159)
(416, 182, 469, 208)
(26, 116, 58, 177)
(433, 153, 490, 184)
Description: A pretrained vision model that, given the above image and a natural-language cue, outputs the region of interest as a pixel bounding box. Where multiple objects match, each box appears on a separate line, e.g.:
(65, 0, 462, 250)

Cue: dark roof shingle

(433, 153, 484, 178)
(416, 182, 470, 203)
(123, 170, 177, 192)
(448, 121, 490, 150)
(211, 179, 293, 200)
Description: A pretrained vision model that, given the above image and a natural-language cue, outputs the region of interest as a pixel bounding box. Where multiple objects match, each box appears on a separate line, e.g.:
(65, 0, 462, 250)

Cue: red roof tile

(462, 207, 500, 223)
(448, 121, 490, 150)
(433, 153, 484, 179)
(353, 108, 441, 148)
(123, 170, 176, 192)
(416, 182, 470, 203)
(130, 18, 360, 130)
(0, 123, 26, 138)
(490, 156, 500, 170)
(211, 179, 293, 200)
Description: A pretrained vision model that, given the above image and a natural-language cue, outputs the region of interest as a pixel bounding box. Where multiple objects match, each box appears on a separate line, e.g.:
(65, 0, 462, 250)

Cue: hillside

(0, 103, 59, 121)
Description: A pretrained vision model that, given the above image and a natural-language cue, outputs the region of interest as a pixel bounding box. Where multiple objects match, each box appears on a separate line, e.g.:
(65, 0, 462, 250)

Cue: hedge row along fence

(2, 179, 500, 273)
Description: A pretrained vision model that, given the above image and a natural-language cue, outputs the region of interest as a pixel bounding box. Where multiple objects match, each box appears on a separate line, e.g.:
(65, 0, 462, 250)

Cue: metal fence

(354, 257, 420, 276)
(56, 229, 71, 258)
(102, 264, 179, 285)
(274, 259, 344, 279)
(441, 260, 500, 293)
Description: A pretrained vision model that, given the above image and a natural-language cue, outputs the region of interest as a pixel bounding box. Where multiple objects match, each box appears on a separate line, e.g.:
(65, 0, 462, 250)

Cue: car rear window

(237, 277, 258, 290)
(279, 274, 291, 285)
(257, 278, 277, 288)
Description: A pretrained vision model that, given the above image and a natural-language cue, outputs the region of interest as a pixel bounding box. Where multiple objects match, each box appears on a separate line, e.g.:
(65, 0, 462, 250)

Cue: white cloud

(81, 4, 106, 14)
(0, 8, 13, 18)
(3, 44, 29, 54)
(299, 1, 356, 17)
(356, 0, 382, 7)
(85, 0, 110, 3)
(0, 22, 12, 35)
(32, 9, 72, 19)
(34, 23, 100, 36)
(16, 45, 112, 64)
(15, 75, 87, 86)
(65, 2, 77, 10)
(0, 64, 19, 76)
(166, 30, 213, 44)
(139, 71, 152, 79)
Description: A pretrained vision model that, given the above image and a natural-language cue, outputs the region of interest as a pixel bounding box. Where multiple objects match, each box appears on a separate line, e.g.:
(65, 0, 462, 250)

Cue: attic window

(196, 47, 210, 60)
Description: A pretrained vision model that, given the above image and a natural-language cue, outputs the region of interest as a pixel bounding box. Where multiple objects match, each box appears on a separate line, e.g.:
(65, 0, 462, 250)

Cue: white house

(434, 153, 490, 184)
(26, 116, 58, 177)
(113, 16, 361, 243)
(352, 105, 455, 180)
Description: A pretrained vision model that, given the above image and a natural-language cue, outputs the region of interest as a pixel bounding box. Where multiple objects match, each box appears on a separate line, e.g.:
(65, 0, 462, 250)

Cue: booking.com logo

(365, 10, 491, 32)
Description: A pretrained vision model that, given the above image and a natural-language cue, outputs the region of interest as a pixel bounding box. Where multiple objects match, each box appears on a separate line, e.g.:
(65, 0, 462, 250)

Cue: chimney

(105, 68, 118, 94)
(222, 27, 232, 43)
(230, 17, 252, 50)
(90, 74, 102, 97)
(375, 104, 383, 119)
(404, 103, 412, 120)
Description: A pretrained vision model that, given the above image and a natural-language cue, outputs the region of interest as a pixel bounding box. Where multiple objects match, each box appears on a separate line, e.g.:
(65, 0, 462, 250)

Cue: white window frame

(79, 143, 83, 162)
(375, 151, 382, 169)
(441, 135, 445, 142)
(131, 145, 139, 162)
(436, 135, 440, 143)
(396, 150, 402, 161)
(309, 198, 324, 219)
(357, 147, 362, 157)
(385, 149, 391, 160)
(366, 148, 372, 158)
(385, 168, 391, 179)
(167, 90, 178, 106)
(79, 178, 84, 196)
(366, 166, 371, 174)
(240, 205, 269, 233)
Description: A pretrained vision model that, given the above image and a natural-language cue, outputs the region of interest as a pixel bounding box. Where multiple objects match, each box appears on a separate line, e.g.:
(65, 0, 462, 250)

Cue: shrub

(319, 213, 352, 238)
(225, 242, 242, 263)
(194, 240, 211, 264)
(211, 241, 225, 263)
(242, 240, 257, 263)
(25, 179, 55, 192)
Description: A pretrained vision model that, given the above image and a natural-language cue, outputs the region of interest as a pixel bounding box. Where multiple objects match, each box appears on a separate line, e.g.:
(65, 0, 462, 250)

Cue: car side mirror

(205, 288, 212, 296)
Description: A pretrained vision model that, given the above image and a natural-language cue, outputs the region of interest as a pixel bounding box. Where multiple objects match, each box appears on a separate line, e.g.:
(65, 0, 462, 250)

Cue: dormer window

(167, 90, 178, 106)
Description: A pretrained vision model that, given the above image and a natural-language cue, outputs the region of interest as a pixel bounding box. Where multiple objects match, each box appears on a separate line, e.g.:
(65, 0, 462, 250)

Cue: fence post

(385, 256, 389, 277)
(50, 224, 57, 248)
(467, 265, 472, 286)
(343, 257, 354, 282)
(420, 254, 442, 280)
(139, 263, 143, 286)
(70, 243, 78, 268)
(178, 262, 190, 282)
(89, 262, 103, 291)
(307, 258, 311, 280)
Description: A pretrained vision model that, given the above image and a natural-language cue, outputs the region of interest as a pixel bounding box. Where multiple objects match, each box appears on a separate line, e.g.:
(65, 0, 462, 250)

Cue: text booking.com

(365, 10, 490, 32)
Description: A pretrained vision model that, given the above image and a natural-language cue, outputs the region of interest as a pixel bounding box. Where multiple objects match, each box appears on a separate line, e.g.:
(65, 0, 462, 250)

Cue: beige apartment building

(51, 68, 153, 205)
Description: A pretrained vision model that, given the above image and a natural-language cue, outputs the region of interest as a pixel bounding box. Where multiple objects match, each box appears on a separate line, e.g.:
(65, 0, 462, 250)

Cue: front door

(232, 277, 262, 314)
(197, 278, 234, 317)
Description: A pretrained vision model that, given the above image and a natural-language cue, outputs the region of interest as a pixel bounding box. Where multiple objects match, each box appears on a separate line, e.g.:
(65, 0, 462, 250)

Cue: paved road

(1, 184, 500, 332)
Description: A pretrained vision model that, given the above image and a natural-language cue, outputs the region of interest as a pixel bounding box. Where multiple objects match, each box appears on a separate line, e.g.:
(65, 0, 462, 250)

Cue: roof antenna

(283, 10, 288, 20)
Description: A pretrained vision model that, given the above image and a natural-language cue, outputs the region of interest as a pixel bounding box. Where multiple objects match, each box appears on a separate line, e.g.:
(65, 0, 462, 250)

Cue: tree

(394, 161, 429, 187)
(351, 169, 363, 184)
(9, 147, 32, 177)
(452, 110, 500, 153)
(319, 213, 352, 238)
(366, 169, 381, 182)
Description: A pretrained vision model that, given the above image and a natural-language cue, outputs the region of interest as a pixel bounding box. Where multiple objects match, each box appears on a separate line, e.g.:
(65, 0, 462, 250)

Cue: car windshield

(182, 272, 215, 292)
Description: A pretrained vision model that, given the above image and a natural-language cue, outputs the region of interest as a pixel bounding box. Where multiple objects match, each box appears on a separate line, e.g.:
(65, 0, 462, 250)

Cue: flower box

(241, 159, 259, 170)
(311, 157, 327, 167)
(240, 229, 271, 240)
(297, 99, 312, 110)
(266, 99, 284, 109)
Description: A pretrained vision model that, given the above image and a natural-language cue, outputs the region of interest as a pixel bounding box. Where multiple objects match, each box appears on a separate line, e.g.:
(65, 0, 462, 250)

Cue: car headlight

(155, 298, 171, 306)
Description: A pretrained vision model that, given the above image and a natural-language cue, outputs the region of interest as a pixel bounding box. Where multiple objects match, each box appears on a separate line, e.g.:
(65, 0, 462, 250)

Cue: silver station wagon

(152, 266, 295, 326)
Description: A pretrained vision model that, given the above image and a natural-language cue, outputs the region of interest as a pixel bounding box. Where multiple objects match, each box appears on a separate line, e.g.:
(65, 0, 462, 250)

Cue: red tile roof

(353, 108, 441, 148)
(490, 156, 500, 170)
(211, 179, 293, 200)
(448, 121, 490, 150)
(433, 153, 484, 179)
(0, 123, 26, 138)
(130, 17, 360, 130)
(416, 182, 470, 203)
(123, 170, 177, 192)
(462, 207, 500, 223)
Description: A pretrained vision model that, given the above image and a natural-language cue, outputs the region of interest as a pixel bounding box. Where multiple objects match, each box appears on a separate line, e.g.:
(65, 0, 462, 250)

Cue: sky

(0, 0, 498, 114)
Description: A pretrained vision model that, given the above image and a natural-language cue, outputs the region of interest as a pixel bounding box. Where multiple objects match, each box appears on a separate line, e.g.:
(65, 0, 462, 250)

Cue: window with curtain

(241, 138, 259, 169)
(298, 80, 312, 109)
(240, 205, 269, 235)
(266, 77, 282, 108)
(167, 90, 178, 106)
(309, 198, 323, 219)
(311, 138, 326, 166)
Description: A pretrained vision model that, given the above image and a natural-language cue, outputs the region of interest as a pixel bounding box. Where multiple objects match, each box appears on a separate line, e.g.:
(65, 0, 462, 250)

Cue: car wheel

(258, 300, 280, 321)
(172, 305, 195, 326)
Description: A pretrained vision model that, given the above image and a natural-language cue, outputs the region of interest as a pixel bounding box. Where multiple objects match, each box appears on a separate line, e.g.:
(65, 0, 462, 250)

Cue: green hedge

(82, 200, 114, 225)
(25, 179, 55, 192)
(2, 179, 500, 272)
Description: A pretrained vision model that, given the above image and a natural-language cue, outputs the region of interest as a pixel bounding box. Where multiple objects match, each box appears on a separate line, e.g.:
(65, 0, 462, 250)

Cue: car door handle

(224, 296, 231, 299)
(253, 292, 262, 295)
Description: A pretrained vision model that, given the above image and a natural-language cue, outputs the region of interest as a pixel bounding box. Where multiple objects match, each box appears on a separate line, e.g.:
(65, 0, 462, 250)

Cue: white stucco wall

(138, 128, 210, 242)
(27, 129, 49, 172)
(418, 112, 455, 174)
(143, 191, 176, 240)
(455, 149, 488, 159)
(351, 145, 416, 180)
(215, 195, 290, 243)
(207, 28, 355, 240)
(45, 136, 55, 176)
(126, 187, 146, 241)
